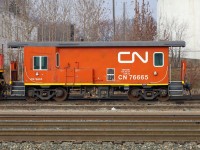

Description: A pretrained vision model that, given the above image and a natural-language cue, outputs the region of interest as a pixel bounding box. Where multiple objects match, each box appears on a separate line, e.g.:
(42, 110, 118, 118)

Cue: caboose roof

(8, 41, 185, 48)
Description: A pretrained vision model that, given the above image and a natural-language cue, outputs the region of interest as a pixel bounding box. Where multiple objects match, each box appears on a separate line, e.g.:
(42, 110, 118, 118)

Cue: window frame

(33, 56, 48, 70)
(153, 52, 164, 67)
(106, 68, 115, 81)
(56, 53, 60, 68)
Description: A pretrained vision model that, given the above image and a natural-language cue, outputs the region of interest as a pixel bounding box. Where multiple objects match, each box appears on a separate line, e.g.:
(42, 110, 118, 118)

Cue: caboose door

(66, 68, 94, 85)
(66, 68, 75, 85)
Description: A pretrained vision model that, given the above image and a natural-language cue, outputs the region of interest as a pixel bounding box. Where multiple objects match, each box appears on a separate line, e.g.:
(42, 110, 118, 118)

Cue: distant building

(157, 0, 200, 59)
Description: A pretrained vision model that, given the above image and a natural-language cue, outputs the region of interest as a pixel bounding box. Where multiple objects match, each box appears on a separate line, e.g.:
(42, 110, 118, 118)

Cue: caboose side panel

(58, 47, 169, 85)
(24, 46, 169, 86)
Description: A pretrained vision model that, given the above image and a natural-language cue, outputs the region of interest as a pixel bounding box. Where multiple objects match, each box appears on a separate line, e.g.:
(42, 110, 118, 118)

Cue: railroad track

(2, 94, 200, 101)
(0, 103, 200, 110)
(0, 111, 200, 142)
(1, 98, 200, 110)
(1, 95, 200, 110)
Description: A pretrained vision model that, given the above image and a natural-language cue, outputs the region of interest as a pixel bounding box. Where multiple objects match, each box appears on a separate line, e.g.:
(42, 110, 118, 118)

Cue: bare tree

(36, 0, 73, 42)
(0, 0, 38, 41)
(59, 0, 73, 41)
(157, 16, 188, 67)
(36, 0, 59, 41)
(17, 0, 38, 41)
(132, 0, 156, 41)
(1, 0, 156, 42)
(97, 19, 113, 41)
(114, 0, 156, 41)
(74, 0, 107, 41)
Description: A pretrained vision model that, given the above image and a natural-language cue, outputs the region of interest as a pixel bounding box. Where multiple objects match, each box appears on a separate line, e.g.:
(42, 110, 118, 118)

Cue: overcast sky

(105, 0, 157, 19)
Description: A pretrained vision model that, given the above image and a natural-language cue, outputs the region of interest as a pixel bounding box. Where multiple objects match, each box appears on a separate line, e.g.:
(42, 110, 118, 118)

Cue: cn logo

(118, 51, 148, 64)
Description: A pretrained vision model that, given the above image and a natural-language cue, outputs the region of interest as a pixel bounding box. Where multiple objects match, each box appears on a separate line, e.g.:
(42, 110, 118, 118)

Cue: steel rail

(0, 111, 200, 142)
(0, 104, 199, 110)
(2, 94, 200, 100)
(1, 102, 200, 110)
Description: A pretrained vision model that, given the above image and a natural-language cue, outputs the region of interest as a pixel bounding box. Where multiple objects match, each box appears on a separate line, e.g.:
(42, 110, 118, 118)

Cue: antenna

(1, 44, 3, 54)
(113, 0, 116, 40)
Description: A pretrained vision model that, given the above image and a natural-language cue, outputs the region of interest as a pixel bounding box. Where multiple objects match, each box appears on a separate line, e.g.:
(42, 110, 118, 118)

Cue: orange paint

(181, 60, 187, 82)
(0, 54, 3, 71)
(24, 46, 169, 86)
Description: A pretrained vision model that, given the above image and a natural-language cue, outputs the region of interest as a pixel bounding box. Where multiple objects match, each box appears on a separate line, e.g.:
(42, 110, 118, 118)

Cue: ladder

(11, 81, 25, 96)
(168, 81, 184, 96)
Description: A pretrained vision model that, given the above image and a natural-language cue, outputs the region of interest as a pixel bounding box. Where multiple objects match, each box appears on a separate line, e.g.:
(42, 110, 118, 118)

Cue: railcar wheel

(54, 88, 68, 102)
(128, 88, 140, 102)
(158, 88, 169, 102)
(27, 88, 37, 102)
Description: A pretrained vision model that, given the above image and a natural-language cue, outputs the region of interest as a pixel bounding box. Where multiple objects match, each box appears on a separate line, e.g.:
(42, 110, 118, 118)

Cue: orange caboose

(8, 41, 185, 102)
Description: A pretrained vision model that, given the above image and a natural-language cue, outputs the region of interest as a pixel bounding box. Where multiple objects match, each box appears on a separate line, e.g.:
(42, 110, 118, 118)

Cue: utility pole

(123, 2, 126, 41)
(113, 0, 115, 41)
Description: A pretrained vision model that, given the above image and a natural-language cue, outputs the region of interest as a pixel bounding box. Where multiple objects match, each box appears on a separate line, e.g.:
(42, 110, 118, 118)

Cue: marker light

(153, 71, 158, 76)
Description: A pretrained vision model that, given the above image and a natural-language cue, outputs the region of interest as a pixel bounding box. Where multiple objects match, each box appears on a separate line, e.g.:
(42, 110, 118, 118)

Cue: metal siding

(8, 41, 185, 48)
(24, 46, 169, 85)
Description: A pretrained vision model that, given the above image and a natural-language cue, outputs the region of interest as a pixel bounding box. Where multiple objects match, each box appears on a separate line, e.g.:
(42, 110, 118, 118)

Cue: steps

(168, 81, 184, 96)
(11, 81, 25, 96)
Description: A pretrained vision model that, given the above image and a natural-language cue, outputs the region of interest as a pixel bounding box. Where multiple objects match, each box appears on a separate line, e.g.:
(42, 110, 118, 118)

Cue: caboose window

(107, 68, 115, 81)
(33, 56, 48, 70)
(154, 53, 164, 67)
(41, 57, 47, 69)
(56, 53, 60, 67)
(34, 57, 40, 69)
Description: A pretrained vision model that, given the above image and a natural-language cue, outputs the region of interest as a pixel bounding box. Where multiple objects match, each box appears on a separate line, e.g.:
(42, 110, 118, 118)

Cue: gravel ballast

(0, 142, 200, 150)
